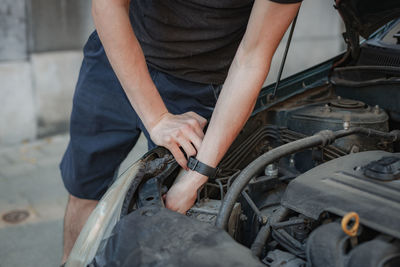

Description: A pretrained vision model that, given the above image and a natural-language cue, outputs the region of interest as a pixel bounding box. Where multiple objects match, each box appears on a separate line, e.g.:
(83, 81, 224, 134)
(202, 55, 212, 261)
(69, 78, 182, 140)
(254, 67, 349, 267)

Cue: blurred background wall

(0, 0, 94, 146)
(0, 0, 344, 147)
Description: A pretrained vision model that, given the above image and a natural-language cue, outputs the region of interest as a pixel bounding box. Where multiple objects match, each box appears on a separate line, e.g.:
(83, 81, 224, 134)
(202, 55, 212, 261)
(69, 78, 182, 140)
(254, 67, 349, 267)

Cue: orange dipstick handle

(341, 212, 360, 237)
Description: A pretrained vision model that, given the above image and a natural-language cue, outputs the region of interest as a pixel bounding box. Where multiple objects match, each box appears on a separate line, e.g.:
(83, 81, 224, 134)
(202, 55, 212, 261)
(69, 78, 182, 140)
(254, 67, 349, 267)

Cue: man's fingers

(183, 129, 203, 151)
(192, 123, 205, 142)
(186, 119, 205, 143)
(150, 112, 208, 167)
(198, 117, 207, 129)
(168, 143, 188, 169)
(187, 112, 207, 129)
(176, 136, 197, 159)
(184, 113, 206, 142)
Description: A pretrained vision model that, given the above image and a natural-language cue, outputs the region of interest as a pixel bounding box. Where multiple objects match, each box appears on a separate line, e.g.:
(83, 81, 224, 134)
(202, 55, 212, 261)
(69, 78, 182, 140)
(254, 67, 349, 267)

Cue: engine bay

(87, 13, 400, 267)
(95, 85, 400, 267)
(188, 91, 400, 267)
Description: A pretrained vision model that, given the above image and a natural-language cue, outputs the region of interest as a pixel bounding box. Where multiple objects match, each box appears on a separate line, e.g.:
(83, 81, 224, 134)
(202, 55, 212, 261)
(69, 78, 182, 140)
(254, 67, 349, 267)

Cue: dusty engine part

(345, 238, 400, 267)
(285, 97, 390, 153)
(187, 199, 242, 239)
(187, 199, 221, 224)
(263, 249, 306, 267)
(281, 151, 400, 239)
(216, 128, 400, 231)
(219, 126, 283, 172)
(91, 206, 264, 267)
(218, 125, 347, 179)
(363, 155, 400, 181)
(120, 148, 179, 217)
(306, 222, 400, 267)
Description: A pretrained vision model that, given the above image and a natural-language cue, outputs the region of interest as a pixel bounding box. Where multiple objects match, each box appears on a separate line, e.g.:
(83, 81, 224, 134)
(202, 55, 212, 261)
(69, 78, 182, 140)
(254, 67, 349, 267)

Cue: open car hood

(335, 0, 400, 39)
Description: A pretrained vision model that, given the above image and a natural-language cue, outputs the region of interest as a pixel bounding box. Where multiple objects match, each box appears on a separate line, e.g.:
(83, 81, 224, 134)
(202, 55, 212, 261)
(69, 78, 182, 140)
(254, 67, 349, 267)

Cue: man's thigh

(60, 31, 142, 200)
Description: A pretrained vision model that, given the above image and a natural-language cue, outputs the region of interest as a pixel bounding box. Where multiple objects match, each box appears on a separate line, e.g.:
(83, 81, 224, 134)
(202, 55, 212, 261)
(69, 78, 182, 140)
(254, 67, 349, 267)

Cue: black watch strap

(187, 156, 218, 179)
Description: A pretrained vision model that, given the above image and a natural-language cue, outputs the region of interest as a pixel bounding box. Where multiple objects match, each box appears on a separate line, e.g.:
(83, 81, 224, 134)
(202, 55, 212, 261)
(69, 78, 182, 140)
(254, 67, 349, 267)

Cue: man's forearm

(92, 0, 168, 130)
(196, 47, 270, 170)
(195, 0, 301, 185)
(165, 43, 274, 210)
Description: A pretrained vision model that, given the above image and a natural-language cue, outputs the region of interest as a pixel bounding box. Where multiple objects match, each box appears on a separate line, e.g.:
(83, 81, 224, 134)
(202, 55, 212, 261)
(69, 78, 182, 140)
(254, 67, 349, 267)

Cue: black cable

(250, 207, 289, 257)
(241, 191, 266, 224)
(271, 219, 306, 229)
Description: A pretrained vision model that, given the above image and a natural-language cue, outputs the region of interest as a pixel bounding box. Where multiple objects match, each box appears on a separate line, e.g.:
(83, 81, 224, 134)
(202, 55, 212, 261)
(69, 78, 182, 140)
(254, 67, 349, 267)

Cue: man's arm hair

(92, 0, 168, 130)
(195, 0, 301, 170)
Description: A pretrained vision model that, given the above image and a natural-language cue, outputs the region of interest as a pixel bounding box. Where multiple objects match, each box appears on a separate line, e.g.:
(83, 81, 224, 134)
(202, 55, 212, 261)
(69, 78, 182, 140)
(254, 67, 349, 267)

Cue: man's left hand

(165, 170, 208, 214)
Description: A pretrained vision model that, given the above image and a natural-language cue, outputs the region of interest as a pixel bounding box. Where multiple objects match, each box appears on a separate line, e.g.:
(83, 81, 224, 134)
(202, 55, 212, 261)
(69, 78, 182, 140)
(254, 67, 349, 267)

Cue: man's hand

(165, 170, 207, 213)
(149, 112, 207, 169)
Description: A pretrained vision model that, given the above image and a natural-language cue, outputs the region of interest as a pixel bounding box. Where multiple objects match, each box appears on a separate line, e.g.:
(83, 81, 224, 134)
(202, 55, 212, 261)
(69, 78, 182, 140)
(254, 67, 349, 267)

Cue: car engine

(98, 88, 400, 267)
(182, 94, 400, 266)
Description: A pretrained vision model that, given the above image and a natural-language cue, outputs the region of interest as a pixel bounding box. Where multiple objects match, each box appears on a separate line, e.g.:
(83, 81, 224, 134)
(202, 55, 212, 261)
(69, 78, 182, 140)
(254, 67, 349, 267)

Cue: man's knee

(67, 194, 98, 211)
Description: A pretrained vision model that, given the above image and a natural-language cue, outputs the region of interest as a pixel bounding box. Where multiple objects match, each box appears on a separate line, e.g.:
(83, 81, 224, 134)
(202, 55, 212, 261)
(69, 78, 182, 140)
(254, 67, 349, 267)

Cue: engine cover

(281, 151, 400, 239)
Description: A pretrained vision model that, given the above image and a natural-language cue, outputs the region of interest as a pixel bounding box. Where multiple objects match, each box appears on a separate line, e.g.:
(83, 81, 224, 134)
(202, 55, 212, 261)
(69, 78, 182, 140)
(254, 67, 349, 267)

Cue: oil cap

(364, 156, 400, 181)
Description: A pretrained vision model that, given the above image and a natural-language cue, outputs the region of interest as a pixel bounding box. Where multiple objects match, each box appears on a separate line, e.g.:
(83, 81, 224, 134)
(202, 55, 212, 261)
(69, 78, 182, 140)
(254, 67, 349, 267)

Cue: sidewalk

(0, 134, 147, 267)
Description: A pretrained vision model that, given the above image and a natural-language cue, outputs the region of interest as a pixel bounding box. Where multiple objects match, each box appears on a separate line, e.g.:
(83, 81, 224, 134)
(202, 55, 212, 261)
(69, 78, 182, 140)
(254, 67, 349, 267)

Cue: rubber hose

(250, 206, 289, 257)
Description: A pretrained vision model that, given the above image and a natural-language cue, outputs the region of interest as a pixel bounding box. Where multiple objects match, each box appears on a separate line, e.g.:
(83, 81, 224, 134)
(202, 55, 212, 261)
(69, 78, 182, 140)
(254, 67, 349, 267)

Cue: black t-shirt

(130, 0, 302, 84)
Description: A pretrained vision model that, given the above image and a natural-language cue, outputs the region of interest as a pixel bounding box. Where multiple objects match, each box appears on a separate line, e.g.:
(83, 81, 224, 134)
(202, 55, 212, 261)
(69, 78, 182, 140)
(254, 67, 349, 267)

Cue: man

(60, 0, 302, 263)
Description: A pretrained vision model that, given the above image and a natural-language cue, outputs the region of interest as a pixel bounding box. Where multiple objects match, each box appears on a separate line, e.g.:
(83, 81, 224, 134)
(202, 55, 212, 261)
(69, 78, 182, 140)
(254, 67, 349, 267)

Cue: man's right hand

(149, 111, 207, 169)
(92, 0, 207, 169)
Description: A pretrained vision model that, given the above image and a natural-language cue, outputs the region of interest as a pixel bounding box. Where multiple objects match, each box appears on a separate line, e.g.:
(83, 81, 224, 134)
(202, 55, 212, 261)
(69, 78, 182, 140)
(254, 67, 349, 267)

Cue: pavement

(0, 133, 147, 267)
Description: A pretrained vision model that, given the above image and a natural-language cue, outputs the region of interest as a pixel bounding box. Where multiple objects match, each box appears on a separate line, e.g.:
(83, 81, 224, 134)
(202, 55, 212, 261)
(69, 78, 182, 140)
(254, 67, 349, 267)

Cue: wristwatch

(187, 156, 219, 180)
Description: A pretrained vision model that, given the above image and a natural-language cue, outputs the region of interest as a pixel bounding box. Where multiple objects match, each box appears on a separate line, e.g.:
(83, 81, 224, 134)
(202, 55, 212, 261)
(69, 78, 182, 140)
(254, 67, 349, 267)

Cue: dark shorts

(60, 31, 221, 200)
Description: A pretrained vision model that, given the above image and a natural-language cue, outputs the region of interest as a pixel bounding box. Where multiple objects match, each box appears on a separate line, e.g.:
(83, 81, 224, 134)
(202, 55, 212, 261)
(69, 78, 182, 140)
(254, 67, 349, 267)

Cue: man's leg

(62, 195, 98, 263)
(59, 30, 145, 263)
